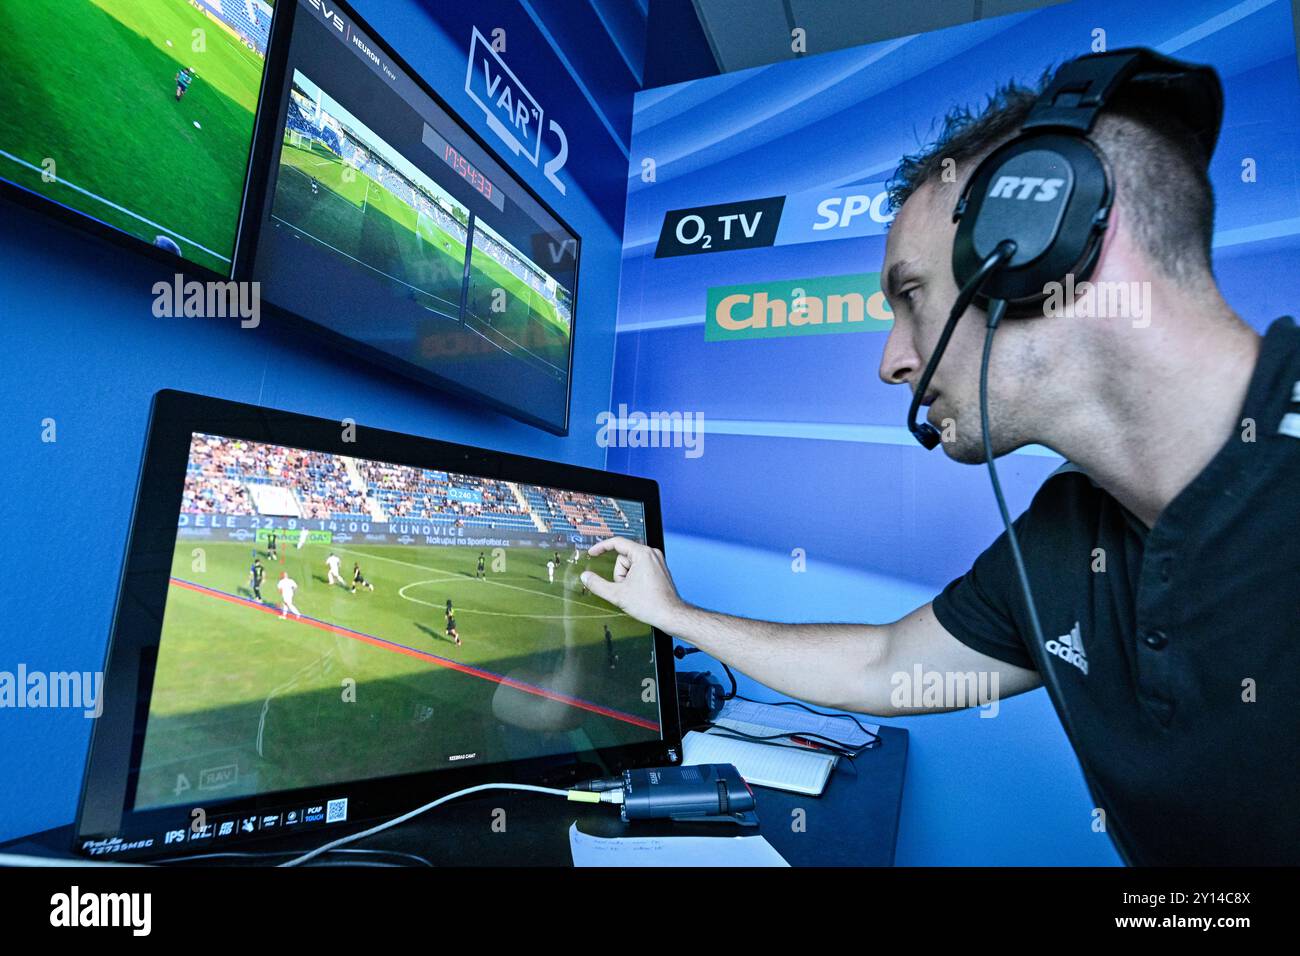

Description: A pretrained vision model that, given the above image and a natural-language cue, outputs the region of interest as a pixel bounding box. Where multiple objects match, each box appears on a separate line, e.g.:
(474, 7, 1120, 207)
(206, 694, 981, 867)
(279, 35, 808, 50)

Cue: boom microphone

(907, 240, 1017, 449)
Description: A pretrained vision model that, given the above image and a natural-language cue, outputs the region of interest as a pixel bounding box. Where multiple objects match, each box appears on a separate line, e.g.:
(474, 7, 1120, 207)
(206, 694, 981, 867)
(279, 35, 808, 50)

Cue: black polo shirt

(931, 316, 1300, 866)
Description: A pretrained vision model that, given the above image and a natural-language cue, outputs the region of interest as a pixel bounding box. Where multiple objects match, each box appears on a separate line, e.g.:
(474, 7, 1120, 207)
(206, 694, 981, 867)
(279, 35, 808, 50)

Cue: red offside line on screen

(169, 577, 659, 732)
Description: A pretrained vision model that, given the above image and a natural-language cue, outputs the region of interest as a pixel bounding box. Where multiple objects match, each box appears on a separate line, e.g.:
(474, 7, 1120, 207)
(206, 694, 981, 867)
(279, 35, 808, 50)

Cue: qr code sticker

(326, 798, 348, 823)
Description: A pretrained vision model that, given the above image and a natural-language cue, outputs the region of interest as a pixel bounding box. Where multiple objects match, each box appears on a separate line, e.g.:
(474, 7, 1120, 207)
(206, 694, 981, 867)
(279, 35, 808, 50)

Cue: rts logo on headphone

(987, 174, 1066, 202)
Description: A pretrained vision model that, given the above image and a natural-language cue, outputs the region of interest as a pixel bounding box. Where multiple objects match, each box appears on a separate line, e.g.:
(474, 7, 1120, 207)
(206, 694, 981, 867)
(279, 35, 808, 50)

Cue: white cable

(278, 782, 572, 867)
(0, 852, 143, 867)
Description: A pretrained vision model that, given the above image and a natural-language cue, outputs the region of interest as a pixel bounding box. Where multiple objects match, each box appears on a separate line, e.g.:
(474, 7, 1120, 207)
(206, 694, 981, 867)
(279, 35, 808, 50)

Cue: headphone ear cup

(953, 133, 1112, 311)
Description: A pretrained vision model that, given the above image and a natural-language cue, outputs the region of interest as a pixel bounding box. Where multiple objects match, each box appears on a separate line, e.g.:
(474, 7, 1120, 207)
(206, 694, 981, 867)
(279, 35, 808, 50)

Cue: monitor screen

(134, 431, 659, 815)
(245, 0, 579, 433)
(0, 0, 274, 275)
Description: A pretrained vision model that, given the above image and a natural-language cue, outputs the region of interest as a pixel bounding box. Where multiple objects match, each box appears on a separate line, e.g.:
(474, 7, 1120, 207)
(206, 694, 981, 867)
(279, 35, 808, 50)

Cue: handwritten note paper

(569, 823, 789, 867)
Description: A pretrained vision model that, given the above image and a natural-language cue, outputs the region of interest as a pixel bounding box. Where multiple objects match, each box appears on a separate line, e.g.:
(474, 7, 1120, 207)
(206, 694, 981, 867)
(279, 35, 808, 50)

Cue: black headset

(907, 46, 1223, 450)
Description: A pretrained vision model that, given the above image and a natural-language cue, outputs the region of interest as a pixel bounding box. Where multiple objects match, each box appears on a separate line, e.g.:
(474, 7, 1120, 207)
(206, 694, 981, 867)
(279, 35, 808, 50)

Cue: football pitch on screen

(0, 0, 264, 273)
(466, 244, 572, 371)
(134, 538, 658, 809)
(275, 139, 468, 318)
(276, 138, 570, 363)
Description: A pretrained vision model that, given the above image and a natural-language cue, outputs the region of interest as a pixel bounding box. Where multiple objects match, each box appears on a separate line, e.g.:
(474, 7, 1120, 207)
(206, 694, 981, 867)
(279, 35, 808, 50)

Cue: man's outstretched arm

(582, 536, 1040, 717)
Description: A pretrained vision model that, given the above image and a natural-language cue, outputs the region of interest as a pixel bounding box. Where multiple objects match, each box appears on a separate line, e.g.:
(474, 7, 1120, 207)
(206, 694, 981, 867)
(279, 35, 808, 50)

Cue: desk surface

(2, 726, 907, 866)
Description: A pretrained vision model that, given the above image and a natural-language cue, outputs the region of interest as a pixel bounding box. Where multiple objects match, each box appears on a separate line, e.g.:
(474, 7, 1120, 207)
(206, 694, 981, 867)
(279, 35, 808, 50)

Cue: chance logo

(705, 273, 893, 342)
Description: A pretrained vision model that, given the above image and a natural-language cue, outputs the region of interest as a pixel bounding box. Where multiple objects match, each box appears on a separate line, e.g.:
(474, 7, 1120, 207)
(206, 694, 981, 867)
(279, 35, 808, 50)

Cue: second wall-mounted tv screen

(243, 0, 579, 434)
(0, 0, 274, 275)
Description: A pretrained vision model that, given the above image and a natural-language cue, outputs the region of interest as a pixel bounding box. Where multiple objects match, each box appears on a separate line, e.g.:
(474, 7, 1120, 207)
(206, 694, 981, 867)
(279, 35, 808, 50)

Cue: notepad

(682, 729, 837, 795)
(569, 823, 789, 867)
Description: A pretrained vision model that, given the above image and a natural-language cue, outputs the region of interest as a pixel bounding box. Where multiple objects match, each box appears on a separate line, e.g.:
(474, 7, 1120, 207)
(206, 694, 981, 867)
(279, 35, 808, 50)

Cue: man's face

(878, 181, 1040, 462)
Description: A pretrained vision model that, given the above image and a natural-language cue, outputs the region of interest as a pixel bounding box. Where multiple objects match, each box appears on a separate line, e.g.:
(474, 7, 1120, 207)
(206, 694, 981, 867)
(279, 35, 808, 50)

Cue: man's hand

(578, 541, 1042, 716)
(581, 537, 685, 632)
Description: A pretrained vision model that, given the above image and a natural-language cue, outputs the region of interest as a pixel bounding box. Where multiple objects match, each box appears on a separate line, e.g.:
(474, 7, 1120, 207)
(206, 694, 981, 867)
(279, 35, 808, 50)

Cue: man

(476, 550, 487, 579)
(325, 552, 344, 587)
(277, 572, 301, 620)
(445, 599, 461, 647)
(174, 66, 195, 102)
(266, 530, 278, 561)
(249, 557, 265, 603)
(580, 52, 1299, 866)
(351, 561, 373, 593)
(546, 558, 555, 585)
(603, 624, 616, 670)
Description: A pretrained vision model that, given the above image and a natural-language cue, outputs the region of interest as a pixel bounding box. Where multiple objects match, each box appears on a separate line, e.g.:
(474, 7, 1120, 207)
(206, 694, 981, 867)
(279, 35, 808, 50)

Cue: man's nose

(878, 325, 918, 387)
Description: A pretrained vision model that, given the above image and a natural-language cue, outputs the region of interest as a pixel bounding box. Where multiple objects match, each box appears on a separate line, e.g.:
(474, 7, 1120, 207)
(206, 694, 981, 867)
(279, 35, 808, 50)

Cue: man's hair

(885, 66, 1217, 284)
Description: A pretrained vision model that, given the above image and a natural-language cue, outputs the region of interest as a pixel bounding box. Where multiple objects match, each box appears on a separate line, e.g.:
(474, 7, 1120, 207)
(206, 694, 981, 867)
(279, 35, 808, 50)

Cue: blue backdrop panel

(612, 0, 1300, 864)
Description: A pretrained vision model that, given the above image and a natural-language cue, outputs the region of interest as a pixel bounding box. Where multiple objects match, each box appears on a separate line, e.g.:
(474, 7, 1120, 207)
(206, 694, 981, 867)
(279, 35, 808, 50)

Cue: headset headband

(1022, 47, 1223, 164)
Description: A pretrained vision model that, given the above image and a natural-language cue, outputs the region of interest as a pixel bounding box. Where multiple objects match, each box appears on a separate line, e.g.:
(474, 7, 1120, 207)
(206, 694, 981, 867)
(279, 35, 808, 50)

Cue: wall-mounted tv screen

(242, 0, 580, 434)
(0, 0, 275, 275)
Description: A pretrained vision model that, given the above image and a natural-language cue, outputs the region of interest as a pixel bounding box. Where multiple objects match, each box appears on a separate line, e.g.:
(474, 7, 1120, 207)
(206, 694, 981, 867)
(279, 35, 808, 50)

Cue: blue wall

(0, 0, 639, 843)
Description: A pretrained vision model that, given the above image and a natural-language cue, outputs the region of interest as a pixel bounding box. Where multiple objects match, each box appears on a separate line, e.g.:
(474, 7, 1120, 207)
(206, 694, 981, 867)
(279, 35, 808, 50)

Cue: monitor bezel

(73, 389, 680, 860)
(234, 0, 581, 436)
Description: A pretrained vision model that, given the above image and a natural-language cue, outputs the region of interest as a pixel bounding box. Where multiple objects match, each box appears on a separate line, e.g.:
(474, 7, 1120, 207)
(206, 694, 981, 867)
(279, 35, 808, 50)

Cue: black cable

(678, 644, 881, 748)
(328, 848, 435, 867)
(719, 661, 738, 700)
(978, 297, 1087, 784)
(674, 645, 737, 699)
(732, 693, 881, 747)
(298, 860, 405, 868)
(978, 299, 1047, 651)
(700, 722, 868, 761)
(153, 847, 435, 867)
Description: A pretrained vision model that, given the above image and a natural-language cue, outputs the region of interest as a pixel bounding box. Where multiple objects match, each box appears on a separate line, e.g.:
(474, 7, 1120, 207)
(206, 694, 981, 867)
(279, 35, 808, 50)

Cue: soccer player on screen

(604, 624, 616, 670)
(250, 558, 265, 603)
(351, 562, 373, 593)
(326, 552, 344, 587)
(175, 67, 195, 102)
(546, 558, 555, 584)
(277, 572, 301, 620)
(445, 599, 461, 646)
(476, 551, 486, 579)
(266, 530, 278, 561)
